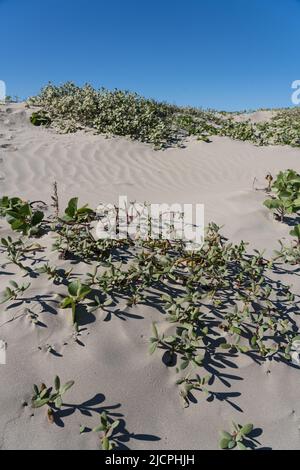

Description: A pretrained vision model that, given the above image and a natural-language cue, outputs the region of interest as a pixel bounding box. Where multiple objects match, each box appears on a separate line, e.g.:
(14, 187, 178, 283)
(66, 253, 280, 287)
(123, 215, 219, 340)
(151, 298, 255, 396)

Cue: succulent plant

(0, 280, 31, 304)
(60, 280, 91, 324)
(264, 169, 300, 222)
(32, 376, 74, 423)
(62, 197, 94, 224)
(92, 412, 120, 450)
(0, 196, 44, 236)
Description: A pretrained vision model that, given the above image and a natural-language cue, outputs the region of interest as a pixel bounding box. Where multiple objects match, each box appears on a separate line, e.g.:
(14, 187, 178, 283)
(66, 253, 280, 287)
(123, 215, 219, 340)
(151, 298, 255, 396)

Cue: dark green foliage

(60, 280, 91, 324)
(219, 422, 256, 450)
(0, 196, 44, 236)
(28, 83, 176, 148)
(264, 169, 300, 221)
(62, 197, 94, 224)
(93, 412, 121, 450)
(32, 376, 75, 423)
(30, 111, 51, 127)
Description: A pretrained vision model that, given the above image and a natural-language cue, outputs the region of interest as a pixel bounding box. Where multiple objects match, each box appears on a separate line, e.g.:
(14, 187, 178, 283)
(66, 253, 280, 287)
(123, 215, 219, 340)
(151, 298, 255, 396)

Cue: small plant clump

(273, 225, 300, 265)
(28, 82, 300, 149)
(219, 422, 255, 450)
(0, 196, 44, 236)
(30, 111, 51, 127)
(31, 376, 75, 423)
(61, 197, 94, 224)
(60, 280, 91, 325)
(1, 236, 43, 270)
(0, 280, 31, 304)
(1, 236, 27, 269)
(264, 169, 300, 222)
(37, 263, 73, 284)
(92, 412, 121, 450)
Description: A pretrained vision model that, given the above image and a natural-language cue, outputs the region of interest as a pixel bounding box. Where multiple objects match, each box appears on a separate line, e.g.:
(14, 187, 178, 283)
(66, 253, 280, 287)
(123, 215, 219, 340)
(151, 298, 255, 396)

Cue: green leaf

(0, 287, 13, 304)
(32, 397, 50, 408)
(68, 280, 80, 297)
(149, 341, 158, 355)
(100, 412, 108, 426)
(19, 203, 31, 217)
(10, 219, 26, 232)
(78, 285, 91, 299)
(77, 205, 93, 215)
(184, 383, 194, 393)
(1, 238, 8, 246)
(219, 437, 231, 449)
(164, 336, 177, 344)
(55, 396, 62, 409)
(102, 437, 110, 450)
(264, 199, 276, 209)
(65, 198, 78, 218)
(9, 280, 18, 289)
(40, 387, 49, 399)
(220, 431, 232, 440)
(228, 440, 236, 449)
(93, 424, 106, 433)
(110, 419, 120, 431)
(194, 354, 204, 365)
(240, 423, 253, 436)
(232, 326, 242, 335)
(180, 360, 189, 370)
(151, 322, 158, 338)
(31, 210, 44, 227)
(60, 297, 73, 309)
(220, 343, 231, 349)
(290, 224, 300, 239)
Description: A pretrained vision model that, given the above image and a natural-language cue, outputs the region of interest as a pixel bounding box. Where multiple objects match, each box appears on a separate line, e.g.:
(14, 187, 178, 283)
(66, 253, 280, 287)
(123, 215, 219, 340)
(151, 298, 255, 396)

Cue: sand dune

(0, 103, 300, 450)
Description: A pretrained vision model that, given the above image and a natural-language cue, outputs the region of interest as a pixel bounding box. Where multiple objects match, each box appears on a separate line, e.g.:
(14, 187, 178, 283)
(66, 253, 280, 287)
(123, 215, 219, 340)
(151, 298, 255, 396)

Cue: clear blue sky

(1, 0, 300, 110)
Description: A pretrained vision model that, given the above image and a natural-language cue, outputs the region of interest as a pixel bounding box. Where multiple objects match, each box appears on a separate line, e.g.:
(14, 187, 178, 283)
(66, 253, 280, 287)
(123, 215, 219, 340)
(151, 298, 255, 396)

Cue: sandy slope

(0, 103, 300, 450)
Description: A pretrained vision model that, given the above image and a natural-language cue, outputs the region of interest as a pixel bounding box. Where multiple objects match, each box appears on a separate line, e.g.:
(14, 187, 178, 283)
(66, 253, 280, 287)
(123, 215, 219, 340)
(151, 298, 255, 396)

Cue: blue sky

(1, 0, 300, 110)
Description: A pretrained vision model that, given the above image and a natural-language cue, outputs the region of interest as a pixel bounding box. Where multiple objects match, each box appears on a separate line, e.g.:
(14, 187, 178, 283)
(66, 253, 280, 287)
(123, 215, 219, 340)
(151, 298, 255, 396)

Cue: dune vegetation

(1, 167, 300, 449)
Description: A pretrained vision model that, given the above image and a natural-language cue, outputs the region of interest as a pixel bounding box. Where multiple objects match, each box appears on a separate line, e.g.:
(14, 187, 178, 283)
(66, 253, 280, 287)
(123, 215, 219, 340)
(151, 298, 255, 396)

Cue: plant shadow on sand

(52, 392, 161, 449)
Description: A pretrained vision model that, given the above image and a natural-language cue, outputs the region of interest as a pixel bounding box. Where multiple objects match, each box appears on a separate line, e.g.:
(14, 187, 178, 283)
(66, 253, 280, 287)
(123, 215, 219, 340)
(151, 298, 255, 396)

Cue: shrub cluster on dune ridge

(28, 82, 300, 149)
(1, 174, 300, 448)
(28, 82, 177, 148)
(263, 169, 300, 264)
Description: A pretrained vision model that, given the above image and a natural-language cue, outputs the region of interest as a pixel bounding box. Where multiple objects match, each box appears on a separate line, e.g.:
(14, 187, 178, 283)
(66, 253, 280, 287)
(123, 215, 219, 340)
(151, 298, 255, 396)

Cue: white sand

(0, 103, 300, 450)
